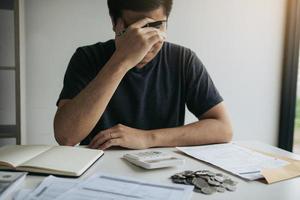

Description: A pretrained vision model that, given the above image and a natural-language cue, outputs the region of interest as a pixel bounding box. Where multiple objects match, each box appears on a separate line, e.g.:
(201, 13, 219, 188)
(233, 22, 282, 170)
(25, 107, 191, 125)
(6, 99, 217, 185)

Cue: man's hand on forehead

(113, 17, 166, 70)
(116, 17, 166, 39)
(142, 20, 167, 29)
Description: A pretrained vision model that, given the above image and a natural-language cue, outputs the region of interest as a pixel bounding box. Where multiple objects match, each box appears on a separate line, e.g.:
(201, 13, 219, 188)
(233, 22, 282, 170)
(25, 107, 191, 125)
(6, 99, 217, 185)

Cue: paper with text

(177, 143, 289, 180)
(56, 173, 194, 200)
(22, 176, 79, 200)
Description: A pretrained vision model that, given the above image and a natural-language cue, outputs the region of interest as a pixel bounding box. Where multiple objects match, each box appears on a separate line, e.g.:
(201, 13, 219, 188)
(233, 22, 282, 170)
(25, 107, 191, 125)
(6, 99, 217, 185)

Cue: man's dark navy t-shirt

(57, 39, 223, 145)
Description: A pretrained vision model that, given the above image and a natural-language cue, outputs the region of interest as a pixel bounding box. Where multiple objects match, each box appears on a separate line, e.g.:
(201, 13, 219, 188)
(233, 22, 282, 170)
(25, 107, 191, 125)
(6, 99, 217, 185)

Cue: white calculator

(123, 151, 185, 169)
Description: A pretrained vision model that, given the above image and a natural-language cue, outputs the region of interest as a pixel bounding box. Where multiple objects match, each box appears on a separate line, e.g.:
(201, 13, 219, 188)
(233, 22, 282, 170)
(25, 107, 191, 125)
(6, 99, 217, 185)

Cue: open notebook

(0, 145, 103, 177)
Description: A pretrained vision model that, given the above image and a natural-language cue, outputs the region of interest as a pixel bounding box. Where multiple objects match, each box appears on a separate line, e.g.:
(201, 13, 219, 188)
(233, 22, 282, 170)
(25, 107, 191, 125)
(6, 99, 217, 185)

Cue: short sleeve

(56, 48, 95, 106)
(185, 51, 223, 118)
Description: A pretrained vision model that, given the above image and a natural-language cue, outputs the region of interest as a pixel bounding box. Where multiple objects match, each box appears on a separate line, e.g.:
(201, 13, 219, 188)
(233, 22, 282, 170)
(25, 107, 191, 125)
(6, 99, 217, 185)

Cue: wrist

(144, 130, 157, 148)
(111, 50, 132, 72)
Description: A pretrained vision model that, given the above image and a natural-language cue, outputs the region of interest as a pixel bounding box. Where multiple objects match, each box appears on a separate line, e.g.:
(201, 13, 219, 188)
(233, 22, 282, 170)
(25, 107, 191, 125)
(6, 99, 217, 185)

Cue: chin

(136, 49, 161, 68)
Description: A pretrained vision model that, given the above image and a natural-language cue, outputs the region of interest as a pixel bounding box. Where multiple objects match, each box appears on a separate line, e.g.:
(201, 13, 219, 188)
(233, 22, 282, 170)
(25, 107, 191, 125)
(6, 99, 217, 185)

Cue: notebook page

(19, 146, 103, 176)
(0, 145, 52, 167)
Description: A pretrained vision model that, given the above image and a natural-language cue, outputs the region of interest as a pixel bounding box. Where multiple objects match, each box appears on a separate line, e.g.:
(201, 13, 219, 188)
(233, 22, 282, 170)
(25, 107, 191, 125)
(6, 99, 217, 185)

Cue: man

(54, 0, 233, 150)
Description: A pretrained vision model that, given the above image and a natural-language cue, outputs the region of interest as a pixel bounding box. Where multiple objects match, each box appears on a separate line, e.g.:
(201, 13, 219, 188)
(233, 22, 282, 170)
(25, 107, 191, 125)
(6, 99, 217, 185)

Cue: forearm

(147, 119, 233, 148)
(54, 53, 129, 145)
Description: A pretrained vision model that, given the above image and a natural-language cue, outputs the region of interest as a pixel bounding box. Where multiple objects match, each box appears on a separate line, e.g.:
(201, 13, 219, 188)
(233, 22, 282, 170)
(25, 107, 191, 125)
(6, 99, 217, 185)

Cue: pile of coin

(170, 170, 238, 195)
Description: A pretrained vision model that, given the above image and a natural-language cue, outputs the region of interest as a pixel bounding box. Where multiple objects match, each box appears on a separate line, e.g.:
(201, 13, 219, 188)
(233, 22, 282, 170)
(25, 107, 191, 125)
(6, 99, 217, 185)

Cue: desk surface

(15, 141, 300, 200)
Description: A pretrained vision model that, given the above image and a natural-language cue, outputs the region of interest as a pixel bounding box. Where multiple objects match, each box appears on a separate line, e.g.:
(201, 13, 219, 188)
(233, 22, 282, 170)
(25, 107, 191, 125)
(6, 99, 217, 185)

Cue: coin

(224, 184, 237, 191)
(185, 177, 194, 185)
(206, 171, 216, 177)
(192, 177, 209, 189)
(172, 178, 185, 184)
(170, 170, 238, 195)
(216, 186, 226, 193)
(215, 175, 225, 183)
(223, 179, 237, 186)
(193, 187, 202, 193)
(201, 186, 216, 195)
(208, 178, 221, 186)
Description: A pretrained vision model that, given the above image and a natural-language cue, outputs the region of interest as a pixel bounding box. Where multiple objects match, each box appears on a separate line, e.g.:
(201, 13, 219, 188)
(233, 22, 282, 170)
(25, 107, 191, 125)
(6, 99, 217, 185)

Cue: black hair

(107, 0, 173, 25)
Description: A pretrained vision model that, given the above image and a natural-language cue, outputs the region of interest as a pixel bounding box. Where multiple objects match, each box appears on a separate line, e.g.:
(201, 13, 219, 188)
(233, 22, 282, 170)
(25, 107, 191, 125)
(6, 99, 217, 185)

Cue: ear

(114, 18, 125, 34)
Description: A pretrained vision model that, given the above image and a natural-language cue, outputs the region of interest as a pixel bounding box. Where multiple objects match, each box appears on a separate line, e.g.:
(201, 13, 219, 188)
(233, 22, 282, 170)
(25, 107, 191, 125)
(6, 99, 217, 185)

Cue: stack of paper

(177, 143, 290, 181)
(0, 171, 27, 200)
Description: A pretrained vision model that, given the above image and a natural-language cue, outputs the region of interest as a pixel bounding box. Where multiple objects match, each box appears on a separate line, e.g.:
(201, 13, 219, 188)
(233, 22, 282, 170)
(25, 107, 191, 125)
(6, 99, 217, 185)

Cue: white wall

(20, 0, 287, 145)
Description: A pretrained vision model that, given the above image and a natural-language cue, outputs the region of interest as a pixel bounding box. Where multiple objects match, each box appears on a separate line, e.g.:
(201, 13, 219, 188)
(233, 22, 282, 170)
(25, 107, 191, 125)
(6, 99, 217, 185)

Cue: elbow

(54, 133, 77, 146)
(222, 122, 233, 143)
(223, 130, 233, 143)
(54, 117, 78, 146)
(54, 129, 77, 146)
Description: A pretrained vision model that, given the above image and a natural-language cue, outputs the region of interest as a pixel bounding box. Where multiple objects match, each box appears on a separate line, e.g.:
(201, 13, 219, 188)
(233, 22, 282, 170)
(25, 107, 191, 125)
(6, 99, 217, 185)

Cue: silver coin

(201, 186, 216, 195)
(193, 187, 202, 193)
(183, 170, 194, 175)
(172, 178, 185, 184)
(223, 179, 237, 186)
(214, 175, 225, 183)
(186, 177, 194, 185)
(192, 177, 209, 189)
(216, 186, 226, 193)
(225, 184, 237, 191)
(206, 171, 216, 177)
(183, 179, 192, 185)
(208, 179, 221, 186)
(200, 175, 211, 181)
(195, 171, 208, 176)
(171, 170, 238, 195)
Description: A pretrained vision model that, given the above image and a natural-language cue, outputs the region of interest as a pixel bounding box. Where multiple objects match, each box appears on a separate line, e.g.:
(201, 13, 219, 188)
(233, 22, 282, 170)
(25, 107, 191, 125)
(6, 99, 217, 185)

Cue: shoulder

(162, 42, 203, 72)
(162, 42, 194, 58)
(68, 39, 115, 73)
(161, 42, 200, 65)
(75, 39, 115, 60)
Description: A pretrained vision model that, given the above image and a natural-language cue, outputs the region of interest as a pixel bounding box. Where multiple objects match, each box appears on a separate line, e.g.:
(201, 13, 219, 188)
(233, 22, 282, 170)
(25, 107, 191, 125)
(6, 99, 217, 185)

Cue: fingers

(145, 31, 166, 41)
(89, 130, 120, 149)
(140, 27, 159, 34)
(99, 138, 122, 150)
(129, 18, 155, 29)
(140, 27, 167, 39)
(89, 132, 111, 149)
(147, 33, 165, 47)
(88, 133, 103, 148)
(144, 27, 167, 36)
(147, 42, 163, 55)
(89, 133, 108, 149)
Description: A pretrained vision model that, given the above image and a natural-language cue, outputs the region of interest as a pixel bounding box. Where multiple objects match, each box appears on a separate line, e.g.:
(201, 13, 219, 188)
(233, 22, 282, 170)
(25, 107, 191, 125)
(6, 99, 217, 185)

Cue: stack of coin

(170, 170, 238, 195)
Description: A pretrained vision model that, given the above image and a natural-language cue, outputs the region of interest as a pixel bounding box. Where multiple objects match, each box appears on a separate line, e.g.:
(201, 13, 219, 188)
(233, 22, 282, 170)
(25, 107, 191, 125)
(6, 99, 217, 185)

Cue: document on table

(15, 173, 193, 200)
(177, 143, 289, 180)
(16, 175, 80, 200)
(56, 173, 194, 200)
(13, 189, 32, 200)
